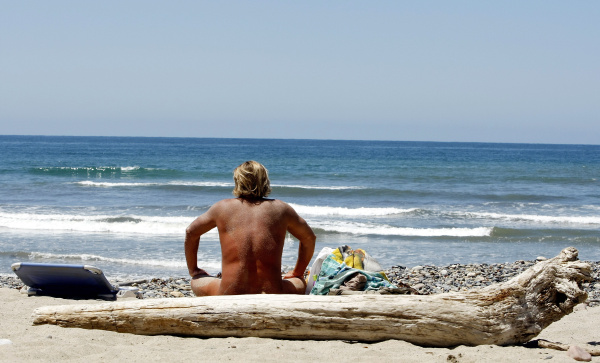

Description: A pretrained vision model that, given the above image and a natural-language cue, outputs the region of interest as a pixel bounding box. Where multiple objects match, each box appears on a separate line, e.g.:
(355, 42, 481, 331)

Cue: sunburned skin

(185, 197, 316, 296)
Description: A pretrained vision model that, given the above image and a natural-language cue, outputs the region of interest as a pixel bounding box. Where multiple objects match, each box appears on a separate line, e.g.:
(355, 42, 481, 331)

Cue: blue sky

(1, 1, 599, 144)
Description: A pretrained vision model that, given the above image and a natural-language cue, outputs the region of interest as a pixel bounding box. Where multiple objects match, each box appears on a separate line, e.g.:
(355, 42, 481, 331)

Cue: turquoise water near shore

(1, 136, 598, 279)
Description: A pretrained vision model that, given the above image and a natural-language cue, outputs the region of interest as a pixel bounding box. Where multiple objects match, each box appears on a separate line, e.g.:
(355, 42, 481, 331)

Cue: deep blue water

(1, 135, 598, 279)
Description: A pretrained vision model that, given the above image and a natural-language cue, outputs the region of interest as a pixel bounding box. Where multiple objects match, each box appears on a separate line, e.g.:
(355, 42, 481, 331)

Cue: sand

(0, 288, 598, 362)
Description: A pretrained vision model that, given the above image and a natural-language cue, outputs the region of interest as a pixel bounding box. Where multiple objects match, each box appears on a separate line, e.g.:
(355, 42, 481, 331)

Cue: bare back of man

(185, 197, 316, 296)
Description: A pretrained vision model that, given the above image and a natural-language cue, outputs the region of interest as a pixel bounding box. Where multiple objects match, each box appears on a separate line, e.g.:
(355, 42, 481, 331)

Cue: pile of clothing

(306, 245, 417, 295)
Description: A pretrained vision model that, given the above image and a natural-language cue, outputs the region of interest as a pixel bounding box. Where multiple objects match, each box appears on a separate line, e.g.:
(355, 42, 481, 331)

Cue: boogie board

(11, 262, 119, 300)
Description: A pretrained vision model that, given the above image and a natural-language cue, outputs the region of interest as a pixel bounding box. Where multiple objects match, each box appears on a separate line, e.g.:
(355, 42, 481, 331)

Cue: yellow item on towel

(330, 246, 390, 281)
(332, 247, 365, 270)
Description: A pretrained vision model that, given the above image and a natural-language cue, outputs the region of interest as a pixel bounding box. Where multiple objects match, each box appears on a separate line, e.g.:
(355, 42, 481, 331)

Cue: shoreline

(2, 259, 599, 305)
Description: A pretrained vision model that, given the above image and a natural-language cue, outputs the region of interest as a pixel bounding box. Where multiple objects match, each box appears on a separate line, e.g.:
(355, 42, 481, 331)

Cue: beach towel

(309, 246, 397, 295)
(305, 247, 334, 294)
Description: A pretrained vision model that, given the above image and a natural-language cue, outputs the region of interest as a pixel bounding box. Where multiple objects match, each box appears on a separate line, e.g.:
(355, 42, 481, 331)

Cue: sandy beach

(0, 288, 598, 363)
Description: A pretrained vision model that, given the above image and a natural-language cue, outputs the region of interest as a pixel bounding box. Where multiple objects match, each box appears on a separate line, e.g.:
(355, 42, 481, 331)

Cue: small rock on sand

(566, 345, 592, 362)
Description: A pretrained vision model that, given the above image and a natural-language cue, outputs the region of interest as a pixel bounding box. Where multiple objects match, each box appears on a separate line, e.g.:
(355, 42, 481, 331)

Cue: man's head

(233, 161, 272, 198)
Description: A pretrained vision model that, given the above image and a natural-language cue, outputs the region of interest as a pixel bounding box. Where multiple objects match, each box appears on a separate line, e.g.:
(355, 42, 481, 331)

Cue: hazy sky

(2, 1, 599, 144)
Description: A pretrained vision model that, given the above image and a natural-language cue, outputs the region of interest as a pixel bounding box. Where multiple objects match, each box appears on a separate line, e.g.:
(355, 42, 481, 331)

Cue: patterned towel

(310, 246, 397, 295)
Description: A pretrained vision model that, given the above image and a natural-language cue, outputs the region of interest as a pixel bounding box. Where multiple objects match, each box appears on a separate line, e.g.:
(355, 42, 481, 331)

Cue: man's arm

(184, 206, 218, 277)
(283, 206, 316, 279)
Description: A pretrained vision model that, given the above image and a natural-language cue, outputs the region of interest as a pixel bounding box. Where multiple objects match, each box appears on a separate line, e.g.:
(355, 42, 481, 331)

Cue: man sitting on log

(185, 161, 316, 296)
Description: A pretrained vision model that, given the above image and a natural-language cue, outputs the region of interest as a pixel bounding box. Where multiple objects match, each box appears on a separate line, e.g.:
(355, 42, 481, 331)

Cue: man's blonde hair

(232, 161, 272, 198)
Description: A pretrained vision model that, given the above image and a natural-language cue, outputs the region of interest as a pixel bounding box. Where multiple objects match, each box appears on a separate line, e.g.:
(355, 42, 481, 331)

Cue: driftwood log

(32, 247, 591, 347)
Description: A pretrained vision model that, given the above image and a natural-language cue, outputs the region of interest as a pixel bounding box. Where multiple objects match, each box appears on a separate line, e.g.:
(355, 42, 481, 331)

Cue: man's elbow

(185, 227, 200, 242)
(304, 231, 317, 246)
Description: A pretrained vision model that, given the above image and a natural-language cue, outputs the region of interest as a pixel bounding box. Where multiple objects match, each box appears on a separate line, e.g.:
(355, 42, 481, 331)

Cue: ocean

(1, 135, 598, 279)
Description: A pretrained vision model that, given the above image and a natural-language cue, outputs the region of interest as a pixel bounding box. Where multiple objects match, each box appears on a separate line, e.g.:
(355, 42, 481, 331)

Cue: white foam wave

(25, 252, 222, 271)
(120, 166, 141, 172)
(311, 221, 492, 237)
(75, 181, 363, 190)
(0, 212, 215, 235)
(76, 181, 233, 188)
(0, 208, 495, 237)
(272, 184, 364, 190)
(0, 210, 489, 237)
(290, 204, 416, 217)
(465, 212, 600, 225)
(27, 252, 186, 268)
(39, 166, 153, 172)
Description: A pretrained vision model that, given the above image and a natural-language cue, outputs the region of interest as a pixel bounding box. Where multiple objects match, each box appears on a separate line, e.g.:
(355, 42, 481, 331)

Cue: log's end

(518, 248, 591, 341)
(558, 247, 579, 262)
(550, 247, 592, 308)
(534, 247, 590, 308)
(476, 247, 592, 346)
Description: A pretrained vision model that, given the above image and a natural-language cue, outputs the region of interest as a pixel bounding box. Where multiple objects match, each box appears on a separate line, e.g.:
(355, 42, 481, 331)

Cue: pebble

(567, 345, 592, 362)
(0, 276, 196, 300)
(1, 260, 599, 305)
(387, 260, 600, 307)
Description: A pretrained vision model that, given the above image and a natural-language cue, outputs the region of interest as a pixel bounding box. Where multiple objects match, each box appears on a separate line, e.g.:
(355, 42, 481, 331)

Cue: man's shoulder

(213, 198, 294, 213)
(212, 198, 285, 208)
(215, 198, 238, 205)
(270, 199, 298, 214)
(267, 198, 291, 208)
(209, 198, 238, 212)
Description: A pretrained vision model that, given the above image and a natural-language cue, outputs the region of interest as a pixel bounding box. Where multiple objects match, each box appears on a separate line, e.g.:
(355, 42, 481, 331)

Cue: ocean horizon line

(1, 134, 598, 147)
